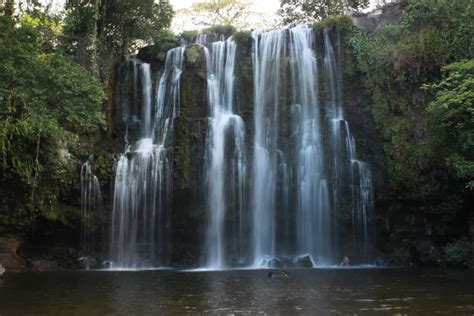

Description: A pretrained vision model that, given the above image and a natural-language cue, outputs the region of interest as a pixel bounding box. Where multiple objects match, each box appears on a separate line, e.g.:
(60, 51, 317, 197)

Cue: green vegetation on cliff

(344, 0, 473, 249)
(0, 13, 105, 233)
(427, 60, 474, 190)
(348, 0, 473, 195)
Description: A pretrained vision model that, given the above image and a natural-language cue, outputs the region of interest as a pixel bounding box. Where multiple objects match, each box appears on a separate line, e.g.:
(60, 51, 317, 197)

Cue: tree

(62, 0, 174, 79)
(62, 0, 101, 75)
(427, 60, 474, 190)
(278, 0, 369, 24)
(178, 0, 253, 30)
(0, 15, 105, 228)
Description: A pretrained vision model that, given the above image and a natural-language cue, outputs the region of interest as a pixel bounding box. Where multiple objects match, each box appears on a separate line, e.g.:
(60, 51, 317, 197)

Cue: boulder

(0, 238, 25, 271)
(294, 255, 314, 268)
(268, 257, 284, 268)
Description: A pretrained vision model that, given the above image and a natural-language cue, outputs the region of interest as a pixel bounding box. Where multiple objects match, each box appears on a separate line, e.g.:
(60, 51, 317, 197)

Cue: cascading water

(251, 29, 279, 265)
(250, 25, 374, 266)
(323, 30, 374, 255)
(110, 46, 185, 269)
(251, 25, 331, 266)
(201, 37, 247, 269)
(107, 26, 374, 269)
(80, 158, 102, 265)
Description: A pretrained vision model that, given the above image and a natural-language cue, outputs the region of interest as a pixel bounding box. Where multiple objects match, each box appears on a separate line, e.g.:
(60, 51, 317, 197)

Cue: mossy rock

(233, 31, 252, 44)
(185, 45, 203, 67)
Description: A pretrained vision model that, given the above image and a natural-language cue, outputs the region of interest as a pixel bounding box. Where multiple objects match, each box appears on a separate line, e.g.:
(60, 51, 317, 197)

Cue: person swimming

(268, 271, 289, 278)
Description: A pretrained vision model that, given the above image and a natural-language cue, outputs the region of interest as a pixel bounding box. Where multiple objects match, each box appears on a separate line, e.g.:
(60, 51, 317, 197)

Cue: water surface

(1, 268, 473, 315)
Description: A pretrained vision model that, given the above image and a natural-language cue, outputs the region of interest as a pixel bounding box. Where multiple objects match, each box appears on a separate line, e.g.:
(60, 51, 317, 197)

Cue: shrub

(204, 25, 236, 37)
(444, 240, 474, 268)
(232, 31, 251, 44)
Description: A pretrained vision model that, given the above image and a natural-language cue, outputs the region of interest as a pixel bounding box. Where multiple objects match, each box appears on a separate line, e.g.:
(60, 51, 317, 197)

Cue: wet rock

(0, 238, 25, 271)
(294, 255, 314, 268)
(268, 257, 284, 268)
(409, 239, 442, 266)
(30, 259, 62, 272)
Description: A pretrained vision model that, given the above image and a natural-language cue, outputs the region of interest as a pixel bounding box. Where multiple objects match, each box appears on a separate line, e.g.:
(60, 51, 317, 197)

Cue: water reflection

(0, 269, 473, 315)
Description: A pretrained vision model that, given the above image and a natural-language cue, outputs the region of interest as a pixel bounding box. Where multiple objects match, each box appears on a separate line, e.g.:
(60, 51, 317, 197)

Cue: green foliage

(278, 0, 369, 25)
(0, 15, 105, 232)
(314, 15, 353, 30)
(232, 31, 251, 44)
(62, 0, 175, 79)
(151, 29, 178, 62)
(204, 25, 236, 37)
(19, 10, 62, 52)
(180, 30, 199, 42)
(184, 45, 203, 66)
(427, 60, 474, 189)
(348, 0, 473, 204)
(444, 240, 474, 268)
(61, 0, 100, 74)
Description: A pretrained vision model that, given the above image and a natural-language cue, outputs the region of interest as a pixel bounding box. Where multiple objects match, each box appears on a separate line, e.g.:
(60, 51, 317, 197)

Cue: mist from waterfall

(110, 46, 185, 269)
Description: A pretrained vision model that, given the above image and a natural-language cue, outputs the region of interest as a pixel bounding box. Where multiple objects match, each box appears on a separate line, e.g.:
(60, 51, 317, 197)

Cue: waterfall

(110, 46, 185, 269)
(80, 158, 102, 266)
(251, 25, 331, 266)
(107, 25, 375, 269)
(290, 26, 331, 263)
(250, 25, 374, 267)
(323, 30, 375, 256)
(201, 37, 247, 269)
(251, 29, 283, 265)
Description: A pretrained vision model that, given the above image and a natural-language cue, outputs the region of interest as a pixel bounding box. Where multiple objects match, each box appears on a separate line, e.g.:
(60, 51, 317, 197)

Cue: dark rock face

(29, 260, 61, 272)
(294, 255, 314, 268)
(352, 1, 407, 35)
(169, 45, 208, 266)
(409, 239, 442, 267)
